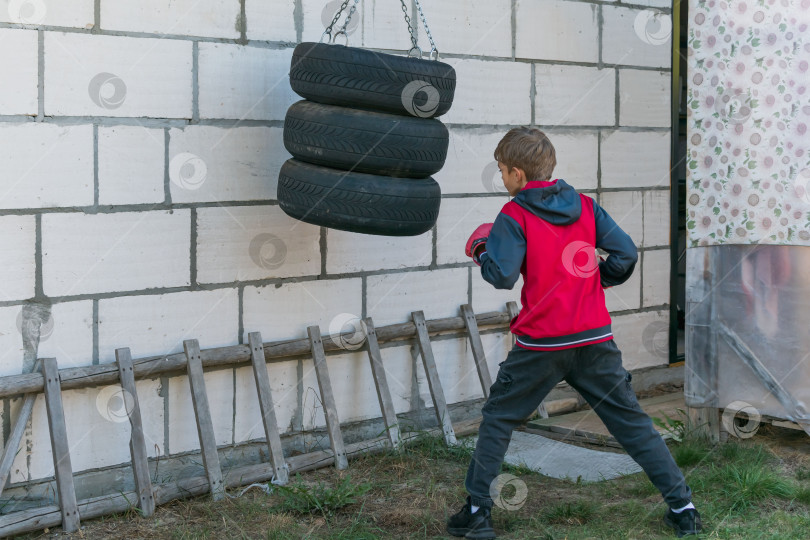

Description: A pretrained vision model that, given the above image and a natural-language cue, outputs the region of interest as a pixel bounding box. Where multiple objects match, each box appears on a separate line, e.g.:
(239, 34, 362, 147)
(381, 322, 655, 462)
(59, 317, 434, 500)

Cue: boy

(448, 127, 701, 539)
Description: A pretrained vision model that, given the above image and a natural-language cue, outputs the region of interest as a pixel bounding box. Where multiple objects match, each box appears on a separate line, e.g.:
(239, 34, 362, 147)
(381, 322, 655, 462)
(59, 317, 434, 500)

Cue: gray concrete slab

(472, 431, 642, 482)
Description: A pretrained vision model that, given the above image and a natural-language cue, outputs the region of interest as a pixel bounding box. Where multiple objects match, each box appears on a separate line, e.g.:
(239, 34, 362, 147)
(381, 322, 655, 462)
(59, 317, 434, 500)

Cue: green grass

(541, 500, 597, 525)
(20, 427, 810, 539)
(271, 474, 372, 516)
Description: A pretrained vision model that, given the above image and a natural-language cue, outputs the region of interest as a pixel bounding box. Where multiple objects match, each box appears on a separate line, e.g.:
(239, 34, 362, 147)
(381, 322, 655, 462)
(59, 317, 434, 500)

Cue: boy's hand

(465, 223, 494, 265)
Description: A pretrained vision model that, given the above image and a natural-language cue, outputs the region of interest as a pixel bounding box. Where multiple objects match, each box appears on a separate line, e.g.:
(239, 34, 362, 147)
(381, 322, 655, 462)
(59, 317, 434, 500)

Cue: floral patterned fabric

(687, 0, 810, 246)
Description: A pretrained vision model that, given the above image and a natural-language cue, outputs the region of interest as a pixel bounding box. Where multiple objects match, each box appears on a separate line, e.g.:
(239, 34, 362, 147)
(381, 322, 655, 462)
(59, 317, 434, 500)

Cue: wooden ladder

(0, 303, 516, 534)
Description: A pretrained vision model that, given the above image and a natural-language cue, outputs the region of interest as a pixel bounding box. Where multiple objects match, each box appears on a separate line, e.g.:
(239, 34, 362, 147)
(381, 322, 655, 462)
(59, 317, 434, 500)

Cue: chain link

(413, 0, 438, 58)
(399, 0, 439, 59)
(399, 0, 419, 53)
(321, 0, 358, 43)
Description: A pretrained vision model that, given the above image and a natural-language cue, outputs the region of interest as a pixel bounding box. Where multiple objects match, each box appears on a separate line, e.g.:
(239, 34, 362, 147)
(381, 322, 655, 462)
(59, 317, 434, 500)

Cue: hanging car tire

(283, 100, 449, 178)
(289, 42, 456, 118)
(277, 159, 441, 236)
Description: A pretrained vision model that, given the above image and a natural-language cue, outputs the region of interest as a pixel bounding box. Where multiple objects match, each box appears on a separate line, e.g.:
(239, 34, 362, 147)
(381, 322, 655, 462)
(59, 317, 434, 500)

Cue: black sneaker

(664, 507, 702, 537)
(446, 497, 496, 539)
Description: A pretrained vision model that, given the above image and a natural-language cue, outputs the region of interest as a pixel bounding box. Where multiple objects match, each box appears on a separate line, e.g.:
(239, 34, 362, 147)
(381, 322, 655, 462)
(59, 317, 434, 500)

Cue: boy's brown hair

(493, 127, 557, 181)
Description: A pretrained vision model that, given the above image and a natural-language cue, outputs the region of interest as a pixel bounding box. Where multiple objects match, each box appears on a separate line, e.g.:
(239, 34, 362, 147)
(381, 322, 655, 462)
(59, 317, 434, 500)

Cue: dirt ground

(11, 421, 810, 539)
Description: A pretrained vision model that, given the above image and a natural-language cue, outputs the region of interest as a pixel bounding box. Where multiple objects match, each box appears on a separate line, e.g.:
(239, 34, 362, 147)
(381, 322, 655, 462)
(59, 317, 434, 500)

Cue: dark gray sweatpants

(465, 339, 691, 509)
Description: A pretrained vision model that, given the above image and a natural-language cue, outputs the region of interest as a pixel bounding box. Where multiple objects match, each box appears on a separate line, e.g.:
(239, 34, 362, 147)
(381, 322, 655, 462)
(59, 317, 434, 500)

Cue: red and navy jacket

(478, 179, 638, 351)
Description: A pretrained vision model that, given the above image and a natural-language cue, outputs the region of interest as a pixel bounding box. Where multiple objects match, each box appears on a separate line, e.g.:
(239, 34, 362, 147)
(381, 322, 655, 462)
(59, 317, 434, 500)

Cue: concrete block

(644, 190, 670, 247)
(98, 126, 165, 205)
(470, 272, 522, 314)
(198, 44, 298, 121)
(436, 128, 506, 195)
(535, 64, 615, 127)
(600, 130, 670, 189)
(101, 0, 240, 39)
(196, 205, 321, 284)
(480, 332, 512, 382)
(600, 190, 643, 247)
(243, 278, 363, 342)
(21, 379, 164, 481)
(0, 306, 24, 377)
(245, 0, 297, 42)
(515, 0, 599, 63)
(0, 215, 35, 302)
(44, 32, 192, 118)
(374, 344, 417, 415)
(441, 58, 531, 125)
(321, 351, 384, 424)
(604, 263, 641, 312)
(436, 197, 507, 265)
(168, 126, 289, 203)
(42, 210, 191, 296)
(168, 369, 234, 453)
(234, 358, 299, 441)
(0, 0, 94, 28)
(431, 337, 485, 405)
(602, 6, 671, 68)
(611, 309, 669, 370)
(627, 0, 672, 8)
(361, 0, 412, 51)
(426, 0, 512, 57)
(549, 131, 599, 191)
(36, 300, 94, 368)
(97, 289, 239, 363)
(0, 29, 37, 115)
(619, 69, 671, 127)
(642, 249, 670, 307)
(366, 268, 468, 326)
(326, 228, 432, 274)
(302, 0, 363, 45)
(0, 123, 93, 209)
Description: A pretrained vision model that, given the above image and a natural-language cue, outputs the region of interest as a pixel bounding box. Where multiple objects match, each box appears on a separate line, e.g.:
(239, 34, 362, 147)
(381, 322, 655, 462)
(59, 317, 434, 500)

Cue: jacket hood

(512, 179, 581, 225)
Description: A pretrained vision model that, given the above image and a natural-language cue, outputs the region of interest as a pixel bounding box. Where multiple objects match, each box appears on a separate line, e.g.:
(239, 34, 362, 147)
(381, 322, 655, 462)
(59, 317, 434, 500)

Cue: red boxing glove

(465, 223, 494, 265)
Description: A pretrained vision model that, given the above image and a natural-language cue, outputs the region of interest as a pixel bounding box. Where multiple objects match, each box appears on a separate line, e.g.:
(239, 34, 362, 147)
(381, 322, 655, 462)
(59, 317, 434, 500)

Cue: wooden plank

(0, 311, 513, 400)
(411, 311, 457, 446)
(115, 348, 155, 516)
(0, 359, 40, 498)
(505, 302, 548, 419)
(363, 317, 401, 449)
(40, 358, 80, 533)
(183, 340, 225, 501)
(247, 332, 289, 485)
(307, 326, 348, 470)
(461, 304, 493, 397)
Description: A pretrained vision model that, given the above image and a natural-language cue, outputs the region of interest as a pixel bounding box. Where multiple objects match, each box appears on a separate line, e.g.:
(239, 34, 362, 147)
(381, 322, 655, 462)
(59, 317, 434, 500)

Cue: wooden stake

(363, 318, 401, 449)
(183, 340, 225, 500)
(115, 348, 155, 516)
(41, 358, 80, 533)
(461, 304, 493, 397)
(0, 359, 40, 498)
(307, 326, 348, 470)
(247, 332, 289, 484)
(411, 311, 457, 446)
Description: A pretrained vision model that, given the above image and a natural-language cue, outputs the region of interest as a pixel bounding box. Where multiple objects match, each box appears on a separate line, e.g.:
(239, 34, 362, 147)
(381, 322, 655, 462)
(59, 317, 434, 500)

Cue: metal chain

(413, 0, 438, 59)
(399, 0, 419, 54)
(335, 0, 360, 39)
(399, 0, 439, 59)
(321, 0, 358, 44)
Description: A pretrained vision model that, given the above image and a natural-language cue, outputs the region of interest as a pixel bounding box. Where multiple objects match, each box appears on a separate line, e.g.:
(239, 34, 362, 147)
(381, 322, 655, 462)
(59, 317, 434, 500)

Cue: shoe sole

(663, 514, 700, 538)
(446, 526, 496, 539)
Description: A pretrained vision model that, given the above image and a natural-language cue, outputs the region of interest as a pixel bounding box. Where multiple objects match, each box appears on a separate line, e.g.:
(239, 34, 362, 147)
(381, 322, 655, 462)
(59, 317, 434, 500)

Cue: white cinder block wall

(0, 0, 672, 486)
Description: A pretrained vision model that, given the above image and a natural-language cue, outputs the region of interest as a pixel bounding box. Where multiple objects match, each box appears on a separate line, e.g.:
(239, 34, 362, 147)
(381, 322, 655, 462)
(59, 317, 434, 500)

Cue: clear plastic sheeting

(685, 244, 810, 435)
